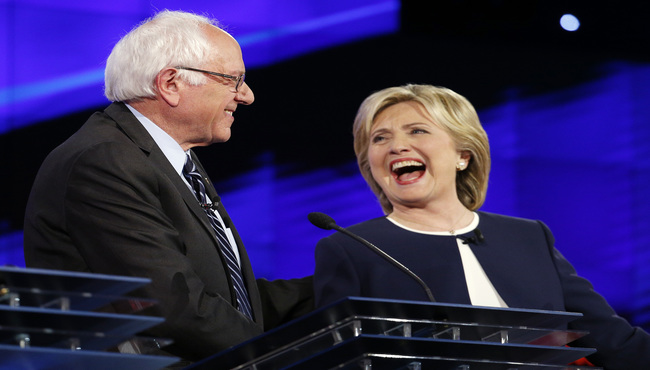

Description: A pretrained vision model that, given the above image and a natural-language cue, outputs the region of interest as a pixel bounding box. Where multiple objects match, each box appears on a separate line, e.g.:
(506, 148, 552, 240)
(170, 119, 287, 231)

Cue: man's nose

(236, 82, 254, 105)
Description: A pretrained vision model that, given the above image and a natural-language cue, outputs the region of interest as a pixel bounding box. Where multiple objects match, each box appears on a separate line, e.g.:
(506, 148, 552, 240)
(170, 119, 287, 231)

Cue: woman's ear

(460, 150, 472, 164)
(457, 150, 472, 171)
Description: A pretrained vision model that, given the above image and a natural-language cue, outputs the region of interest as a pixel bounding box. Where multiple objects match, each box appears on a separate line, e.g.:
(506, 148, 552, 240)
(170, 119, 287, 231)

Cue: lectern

(0, 266, 179, 369)
(190, 297, 600, 369)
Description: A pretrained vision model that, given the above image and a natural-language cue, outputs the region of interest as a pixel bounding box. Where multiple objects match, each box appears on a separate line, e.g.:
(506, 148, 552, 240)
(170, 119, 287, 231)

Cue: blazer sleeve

(541, 222, 650, 368)
(256, 276, 315, 331)
(314, 235, 362, 307)
(60, 142, 263, 360)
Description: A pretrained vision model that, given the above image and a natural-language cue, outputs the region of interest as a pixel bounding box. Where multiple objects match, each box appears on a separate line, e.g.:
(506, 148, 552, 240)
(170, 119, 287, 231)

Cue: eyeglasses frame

(175, 66, 245, 92)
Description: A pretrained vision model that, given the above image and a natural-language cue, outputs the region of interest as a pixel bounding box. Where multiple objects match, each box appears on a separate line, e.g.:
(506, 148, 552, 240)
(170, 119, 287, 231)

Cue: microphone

(200, 202, 220, 211)
(474, 229, 485, 242)
(308, 212, 435, 302)
(458, 229, 485, 245)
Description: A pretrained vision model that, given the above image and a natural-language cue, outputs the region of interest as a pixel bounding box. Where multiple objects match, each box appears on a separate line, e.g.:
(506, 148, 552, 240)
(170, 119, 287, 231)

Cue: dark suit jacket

(314, 211, 650, 369)
(24, 102, 313, 361)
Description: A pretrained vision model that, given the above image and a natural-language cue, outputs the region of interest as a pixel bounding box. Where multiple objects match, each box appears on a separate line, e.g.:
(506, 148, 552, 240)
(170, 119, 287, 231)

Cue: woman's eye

(411, 128, 427, 134)
(371, 135, 385, 143)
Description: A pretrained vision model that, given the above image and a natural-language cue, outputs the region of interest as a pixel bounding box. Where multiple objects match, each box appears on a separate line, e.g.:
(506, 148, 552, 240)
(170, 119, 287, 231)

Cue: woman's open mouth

(391, 159, 426, 184)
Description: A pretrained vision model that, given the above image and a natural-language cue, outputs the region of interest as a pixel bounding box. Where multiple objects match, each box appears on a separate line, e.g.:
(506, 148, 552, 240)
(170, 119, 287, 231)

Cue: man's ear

(156, 68, 181, 107)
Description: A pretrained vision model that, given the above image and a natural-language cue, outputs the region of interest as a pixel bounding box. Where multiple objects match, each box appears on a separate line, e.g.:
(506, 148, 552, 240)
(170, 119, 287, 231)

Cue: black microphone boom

(308, 212, 435, 302)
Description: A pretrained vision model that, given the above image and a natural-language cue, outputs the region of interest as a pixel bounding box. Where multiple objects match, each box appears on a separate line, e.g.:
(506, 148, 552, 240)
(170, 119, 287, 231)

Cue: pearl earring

(456, 162, 465, 171)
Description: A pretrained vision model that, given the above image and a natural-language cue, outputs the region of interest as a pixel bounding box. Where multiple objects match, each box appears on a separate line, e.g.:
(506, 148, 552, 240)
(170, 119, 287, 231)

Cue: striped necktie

(182, 154, 253, 319)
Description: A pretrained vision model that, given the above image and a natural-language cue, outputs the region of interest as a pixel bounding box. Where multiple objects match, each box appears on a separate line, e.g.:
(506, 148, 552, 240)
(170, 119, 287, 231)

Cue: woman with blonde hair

(313, 84, 650, 369)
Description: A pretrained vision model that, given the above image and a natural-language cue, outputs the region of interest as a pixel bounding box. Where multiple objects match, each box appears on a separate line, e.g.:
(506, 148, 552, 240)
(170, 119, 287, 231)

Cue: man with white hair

(24, 10, 313, 364)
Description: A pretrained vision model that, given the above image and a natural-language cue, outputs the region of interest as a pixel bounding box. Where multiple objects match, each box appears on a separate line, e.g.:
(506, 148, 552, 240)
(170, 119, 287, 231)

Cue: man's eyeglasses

(176, 66, 245, 92)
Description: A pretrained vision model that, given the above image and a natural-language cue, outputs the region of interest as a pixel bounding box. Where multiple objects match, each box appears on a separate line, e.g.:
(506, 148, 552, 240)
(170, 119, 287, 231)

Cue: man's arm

(257, 276, 314, 331)
(41, 141, 262, 360)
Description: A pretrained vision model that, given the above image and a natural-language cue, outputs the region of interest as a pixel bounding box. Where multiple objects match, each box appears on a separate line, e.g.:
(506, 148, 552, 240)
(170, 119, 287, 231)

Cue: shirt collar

(125, 103, 187, 177)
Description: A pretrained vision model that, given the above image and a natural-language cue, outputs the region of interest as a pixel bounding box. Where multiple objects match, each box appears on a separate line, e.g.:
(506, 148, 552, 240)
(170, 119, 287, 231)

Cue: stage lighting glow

(0, 0, 399, 132)
(560, 14, 580, 32)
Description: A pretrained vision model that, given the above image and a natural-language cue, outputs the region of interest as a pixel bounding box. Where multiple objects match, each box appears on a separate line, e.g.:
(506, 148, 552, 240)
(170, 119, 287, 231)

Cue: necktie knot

(183, 154, 195, 176)
(183, 154, 207, 204)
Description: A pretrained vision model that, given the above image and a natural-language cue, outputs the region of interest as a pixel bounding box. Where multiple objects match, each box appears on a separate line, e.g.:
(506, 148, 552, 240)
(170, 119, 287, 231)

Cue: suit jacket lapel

(189, 151, 263, 318)
(104, 103, 262, 321)
(104, 103, 217, 241)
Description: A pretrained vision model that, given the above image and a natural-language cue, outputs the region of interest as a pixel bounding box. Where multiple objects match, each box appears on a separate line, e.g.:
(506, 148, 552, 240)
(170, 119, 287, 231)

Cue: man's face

(177, 26, 254, 148)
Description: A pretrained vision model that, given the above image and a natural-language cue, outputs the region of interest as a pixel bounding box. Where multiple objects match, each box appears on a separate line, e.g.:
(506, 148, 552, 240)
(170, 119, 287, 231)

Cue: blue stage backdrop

(0, 0, 399, 131)
(218, 62, 650, 326)
(2, 1, 650, 330)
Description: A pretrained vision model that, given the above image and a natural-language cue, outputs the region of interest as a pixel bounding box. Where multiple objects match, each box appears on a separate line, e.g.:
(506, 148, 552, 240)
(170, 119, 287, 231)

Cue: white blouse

(387, 213, 508, 308)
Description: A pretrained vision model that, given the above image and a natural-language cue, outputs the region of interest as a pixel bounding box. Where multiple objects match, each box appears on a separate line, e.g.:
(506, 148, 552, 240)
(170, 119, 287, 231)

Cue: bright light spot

(560, 14, 580, 32)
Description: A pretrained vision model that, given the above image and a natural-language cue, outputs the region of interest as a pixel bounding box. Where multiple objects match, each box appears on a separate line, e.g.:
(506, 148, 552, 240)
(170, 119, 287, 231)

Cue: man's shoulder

(35, 106, 151, 179)
(54, 103, 145, 154)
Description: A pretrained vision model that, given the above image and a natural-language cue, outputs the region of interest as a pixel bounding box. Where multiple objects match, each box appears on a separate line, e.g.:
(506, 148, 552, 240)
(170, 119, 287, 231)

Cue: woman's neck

(388, 203, 473, 233)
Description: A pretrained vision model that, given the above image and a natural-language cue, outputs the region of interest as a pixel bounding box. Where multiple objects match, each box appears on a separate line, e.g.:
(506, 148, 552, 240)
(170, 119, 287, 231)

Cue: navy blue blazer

(314, 211, 650, 369)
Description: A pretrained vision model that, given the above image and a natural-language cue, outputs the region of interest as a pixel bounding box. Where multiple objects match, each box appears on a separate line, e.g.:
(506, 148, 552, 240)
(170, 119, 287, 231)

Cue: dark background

(5, 1, 649, 232)
(2, 0, 650, 326)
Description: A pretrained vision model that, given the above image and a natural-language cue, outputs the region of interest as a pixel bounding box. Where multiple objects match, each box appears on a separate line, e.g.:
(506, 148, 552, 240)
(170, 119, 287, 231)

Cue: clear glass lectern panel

(228, 317, 592, 370)
(340, 355, 597, 370)
(0, 266, 179, 369)
(189, 297, 599, 370)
